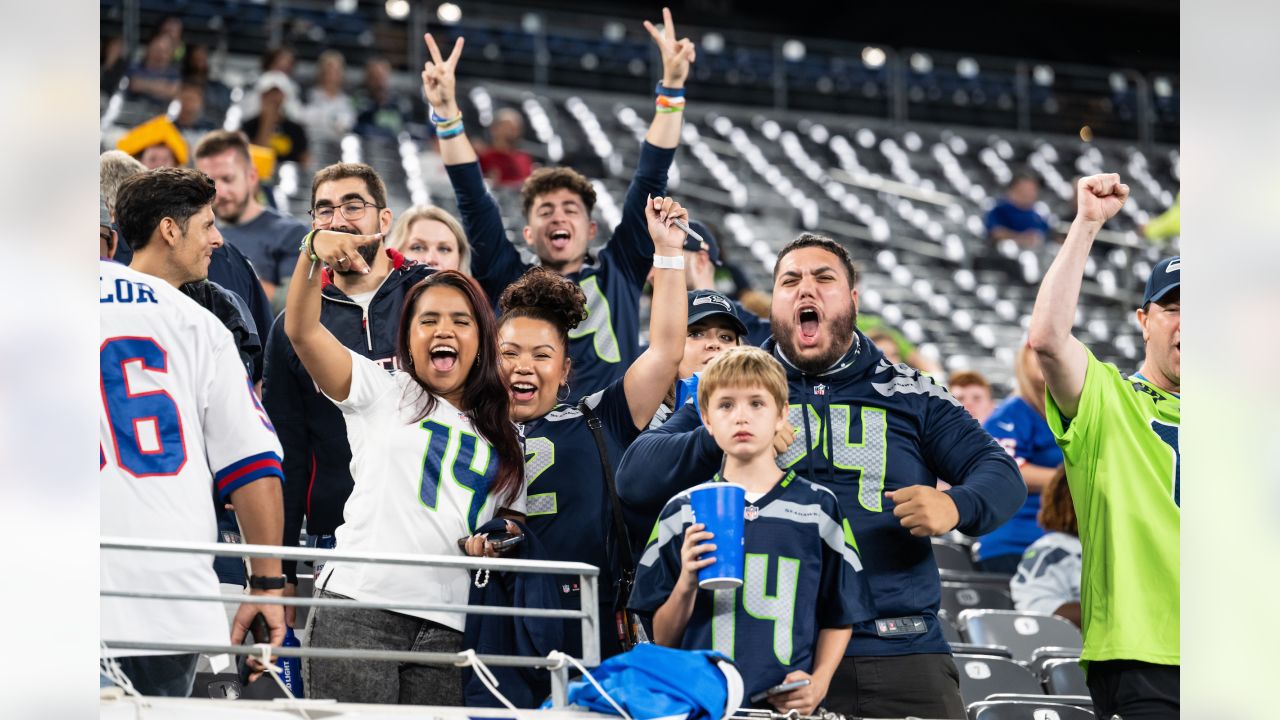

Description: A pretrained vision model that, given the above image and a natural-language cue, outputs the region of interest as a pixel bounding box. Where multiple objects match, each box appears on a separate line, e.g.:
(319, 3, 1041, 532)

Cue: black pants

(115, 653, 200, 697)
(1086, 659, 1180, 719)
(824, 653, 966, 720)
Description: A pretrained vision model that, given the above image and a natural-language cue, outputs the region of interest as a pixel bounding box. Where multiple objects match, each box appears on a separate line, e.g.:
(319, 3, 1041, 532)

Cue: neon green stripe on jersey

(1045, 345, 1180, 668)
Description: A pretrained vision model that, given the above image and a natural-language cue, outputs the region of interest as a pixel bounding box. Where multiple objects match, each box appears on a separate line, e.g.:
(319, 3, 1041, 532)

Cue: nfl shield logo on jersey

(813, 384, 826, 396)
(744, 504, 759, 522)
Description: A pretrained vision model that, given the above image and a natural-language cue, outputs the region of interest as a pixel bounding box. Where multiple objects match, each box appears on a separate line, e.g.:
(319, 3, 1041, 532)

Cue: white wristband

(653, 254, 685, 270)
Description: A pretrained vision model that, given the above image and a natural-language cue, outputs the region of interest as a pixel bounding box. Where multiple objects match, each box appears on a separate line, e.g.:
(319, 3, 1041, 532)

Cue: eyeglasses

(309, 199, 383, 222)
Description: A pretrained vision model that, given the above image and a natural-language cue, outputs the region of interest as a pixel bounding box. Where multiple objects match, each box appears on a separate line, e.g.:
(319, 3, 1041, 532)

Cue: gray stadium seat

(955, 654, 1043, 707)
(933, 540, 976, 571)
(960, 609, 1083, 663)
(942, 581, 1014, 620)
(1043, 658, 1089, 697)
(968, 700, 1096, 720)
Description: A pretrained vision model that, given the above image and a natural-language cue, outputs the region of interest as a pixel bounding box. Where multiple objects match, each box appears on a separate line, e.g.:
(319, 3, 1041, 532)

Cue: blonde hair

(388, 205, 471, 275)
(698, 346, 789, 414)
(1014, 344, 1046, 418)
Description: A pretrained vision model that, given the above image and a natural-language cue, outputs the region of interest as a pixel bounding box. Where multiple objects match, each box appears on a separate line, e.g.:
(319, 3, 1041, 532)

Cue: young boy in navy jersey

(629, 347, 875, 714)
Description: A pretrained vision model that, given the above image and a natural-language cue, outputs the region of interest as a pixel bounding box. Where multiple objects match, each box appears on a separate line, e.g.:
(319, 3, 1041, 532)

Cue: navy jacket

(463, 518, 565, 708)
(261, 250, 432, 582)
(615, 331, 1025, 657)
(445, 142, 675, 401)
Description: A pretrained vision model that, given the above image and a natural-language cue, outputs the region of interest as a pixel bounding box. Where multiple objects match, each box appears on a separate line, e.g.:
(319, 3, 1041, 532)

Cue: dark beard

(331, 227, 383, 276)
(772, 306, 857, 374)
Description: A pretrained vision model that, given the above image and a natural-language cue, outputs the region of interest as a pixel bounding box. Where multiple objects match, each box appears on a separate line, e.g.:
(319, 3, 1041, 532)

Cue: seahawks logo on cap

(692, 294, 732, 312)
(1166, 258, 1180, 273)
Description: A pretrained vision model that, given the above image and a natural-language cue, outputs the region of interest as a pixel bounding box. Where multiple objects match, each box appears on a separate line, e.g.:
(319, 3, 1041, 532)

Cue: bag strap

(577, 398, 635, 573)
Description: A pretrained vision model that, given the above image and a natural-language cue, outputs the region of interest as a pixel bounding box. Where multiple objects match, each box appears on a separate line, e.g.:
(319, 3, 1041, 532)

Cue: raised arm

(1027, 174, 1129, 419)
(422, 34, 529, 299)
(282, 230, 381, 402)
(616, 402, 722, 514)
(421, 34, 478, 167)
(641, 7, 696, 150)
(621, 196, 689, 429)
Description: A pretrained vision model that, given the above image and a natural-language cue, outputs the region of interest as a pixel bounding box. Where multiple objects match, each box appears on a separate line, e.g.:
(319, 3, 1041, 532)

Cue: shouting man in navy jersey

(421, 8, 694, 400)
(617, 233, 1025, 719)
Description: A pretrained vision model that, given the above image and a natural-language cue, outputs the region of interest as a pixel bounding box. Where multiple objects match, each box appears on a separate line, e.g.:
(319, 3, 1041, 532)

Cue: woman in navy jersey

(283, 228, 525, 705)
(496, 196, 689, 658)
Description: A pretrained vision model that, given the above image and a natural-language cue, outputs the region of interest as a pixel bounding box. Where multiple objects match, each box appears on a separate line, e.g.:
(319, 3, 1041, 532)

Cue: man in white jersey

(100, 258, 287, 697)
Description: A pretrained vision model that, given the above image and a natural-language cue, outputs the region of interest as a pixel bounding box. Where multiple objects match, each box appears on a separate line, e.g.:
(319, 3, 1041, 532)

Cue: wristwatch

(248, 574, 288, 590)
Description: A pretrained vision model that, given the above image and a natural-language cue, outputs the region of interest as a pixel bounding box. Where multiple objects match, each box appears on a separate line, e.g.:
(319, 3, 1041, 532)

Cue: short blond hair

(698, 346, 789, 413)
(389, 205, 471, 275)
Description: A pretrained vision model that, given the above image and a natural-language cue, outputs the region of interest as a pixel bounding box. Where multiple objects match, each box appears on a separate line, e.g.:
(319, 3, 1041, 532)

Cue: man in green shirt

(1028, 173, 1180, 719)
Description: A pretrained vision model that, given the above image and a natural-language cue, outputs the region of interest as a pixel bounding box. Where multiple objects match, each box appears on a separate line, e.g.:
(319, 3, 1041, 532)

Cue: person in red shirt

(477, 108, 533, 187)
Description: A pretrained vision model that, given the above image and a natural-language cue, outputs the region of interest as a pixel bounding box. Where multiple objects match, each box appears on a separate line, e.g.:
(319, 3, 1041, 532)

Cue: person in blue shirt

(975, 343, 1064, 574)
(630, 346, 875, 714)
(649, 289, 749, 430)
(682, 221, 771, 346)
(496, 196, 689, 660)
(616, 233, 1025, 720)
(421, 9, 695, 401)
(985, 173, 1052, 248)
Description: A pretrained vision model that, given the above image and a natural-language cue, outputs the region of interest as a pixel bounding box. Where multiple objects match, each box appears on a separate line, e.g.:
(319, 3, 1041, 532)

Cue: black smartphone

(456, 531, 523, 552)
(749, 678, 810, 704)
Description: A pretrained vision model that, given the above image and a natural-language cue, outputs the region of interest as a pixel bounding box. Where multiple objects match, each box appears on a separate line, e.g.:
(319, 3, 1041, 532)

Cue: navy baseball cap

(687, 289, 747, 337)
(1141, 256, 1180, 307)
(683, 220, 723, 267)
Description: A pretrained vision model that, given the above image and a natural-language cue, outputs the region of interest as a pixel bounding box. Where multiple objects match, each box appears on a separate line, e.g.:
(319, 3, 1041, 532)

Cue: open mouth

(429, 344, 458, 372)
(548, 229, 571, 250)
(796, 306, 821, 346)
(510, 381, 538, 402)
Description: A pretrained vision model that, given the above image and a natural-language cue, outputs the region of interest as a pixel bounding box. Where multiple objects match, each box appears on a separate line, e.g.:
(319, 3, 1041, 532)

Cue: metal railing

(100, 537, 601, 708)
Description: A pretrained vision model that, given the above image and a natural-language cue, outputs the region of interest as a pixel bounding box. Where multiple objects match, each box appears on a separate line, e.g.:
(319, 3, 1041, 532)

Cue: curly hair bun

(498, 266, 588, 332)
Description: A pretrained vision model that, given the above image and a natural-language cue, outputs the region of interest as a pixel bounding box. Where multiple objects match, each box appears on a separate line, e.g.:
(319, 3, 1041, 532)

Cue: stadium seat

(1028, 646, 1080, 676)
(938, 608, 964, 643)
(191, 671, 241, 700)
(960, 610, 1083, 663)
(933, 540, 976, 572)
(952, 643, 1013, 659)
(942, 581, 1014, 620)
(294, 573, 315, 627)
(968, 700, 1096, 720)
(954, 654, 1043, 706)
(1042, 658, 1089, 697)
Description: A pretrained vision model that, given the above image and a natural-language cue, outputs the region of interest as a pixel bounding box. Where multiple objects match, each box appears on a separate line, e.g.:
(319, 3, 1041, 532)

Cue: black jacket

(261, 250, 432, 581)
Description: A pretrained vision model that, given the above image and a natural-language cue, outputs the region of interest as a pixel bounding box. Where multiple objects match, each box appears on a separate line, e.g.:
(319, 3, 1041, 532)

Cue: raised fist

(1076, 173, 1130, 225)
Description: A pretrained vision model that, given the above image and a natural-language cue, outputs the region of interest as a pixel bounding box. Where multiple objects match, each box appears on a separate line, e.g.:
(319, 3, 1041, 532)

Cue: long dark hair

(1037, 468, 1078, 536)
(395, 270, 523, 508)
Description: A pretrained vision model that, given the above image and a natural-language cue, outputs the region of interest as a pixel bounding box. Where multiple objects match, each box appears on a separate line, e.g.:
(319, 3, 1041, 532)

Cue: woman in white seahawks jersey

(284, 230, 525, 705)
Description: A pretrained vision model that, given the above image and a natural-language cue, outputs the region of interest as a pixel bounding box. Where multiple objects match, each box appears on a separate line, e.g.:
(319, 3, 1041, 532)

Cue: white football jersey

(100, 261, 283, 657)
(318, 350, 526, 632)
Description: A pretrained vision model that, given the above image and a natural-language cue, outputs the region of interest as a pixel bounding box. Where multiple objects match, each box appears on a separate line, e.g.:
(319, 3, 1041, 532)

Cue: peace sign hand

(643, 7, 696, 89)
(421, 33, 464, 116)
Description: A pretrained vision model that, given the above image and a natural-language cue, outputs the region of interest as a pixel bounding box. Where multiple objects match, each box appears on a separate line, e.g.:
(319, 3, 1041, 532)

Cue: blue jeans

(110, 654, 200, 697)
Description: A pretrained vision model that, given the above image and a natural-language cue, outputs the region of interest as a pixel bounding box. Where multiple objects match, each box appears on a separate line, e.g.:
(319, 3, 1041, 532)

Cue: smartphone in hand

(456, 531, 523, 553)
(749, 678, 811, 704)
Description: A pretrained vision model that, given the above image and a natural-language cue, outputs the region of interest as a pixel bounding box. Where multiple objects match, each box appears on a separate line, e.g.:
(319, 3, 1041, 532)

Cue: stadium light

(862, 46, 886, 68)
(385, 0, 409, 20)
(1033, 64, 1054, 86)
(521, 12, 542, 33)
(702, 32, 725, 54)
(1154, 76, 1173, 97)
(436, 2, 462, 24)
(603, 21, 625, 42)
(335, 0, 357, 13)
(782, 39, 806, 62)
(908, 52, 932, 73)
(1109, 72, 1128, 93)
(957, 57, 979, 78)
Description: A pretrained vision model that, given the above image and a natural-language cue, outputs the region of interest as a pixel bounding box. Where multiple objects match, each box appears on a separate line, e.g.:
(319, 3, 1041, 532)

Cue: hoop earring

(556, 381, 571, 402)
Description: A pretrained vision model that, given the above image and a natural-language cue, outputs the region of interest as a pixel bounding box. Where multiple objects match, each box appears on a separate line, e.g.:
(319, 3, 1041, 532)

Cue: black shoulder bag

(577, 398, 650, 650)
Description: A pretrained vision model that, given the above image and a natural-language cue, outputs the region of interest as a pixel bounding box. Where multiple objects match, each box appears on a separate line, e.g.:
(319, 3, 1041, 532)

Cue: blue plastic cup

(687, 482, 746, 590)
